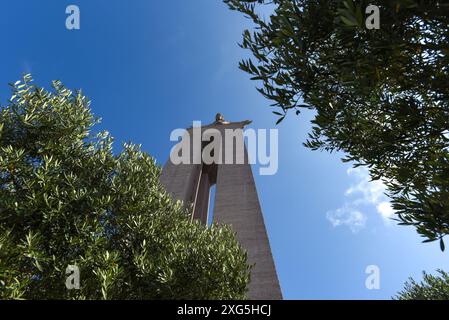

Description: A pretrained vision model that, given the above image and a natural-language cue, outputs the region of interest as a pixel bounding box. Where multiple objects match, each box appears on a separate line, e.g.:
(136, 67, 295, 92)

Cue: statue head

(215, 113, 225, 123)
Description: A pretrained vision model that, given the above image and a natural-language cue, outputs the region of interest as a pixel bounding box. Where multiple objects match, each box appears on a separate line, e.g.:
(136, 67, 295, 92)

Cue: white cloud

(345, 167, 386, 204)
(376, 201, 394, 223)
(326, 206, 367, 233)
(326, 167, 394, 232)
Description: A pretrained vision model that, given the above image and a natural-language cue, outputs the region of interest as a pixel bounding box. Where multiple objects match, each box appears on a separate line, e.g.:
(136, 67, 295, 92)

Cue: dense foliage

(396, 270, 449, 300)
(0, 75, 250, 299)
(224, 0, 449, 247)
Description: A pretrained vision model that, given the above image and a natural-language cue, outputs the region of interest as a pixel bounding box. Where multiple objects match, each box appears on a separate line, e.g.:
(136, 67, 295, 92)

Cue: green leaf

(340, 15, 358, 27)
(275, 116, 285, 125)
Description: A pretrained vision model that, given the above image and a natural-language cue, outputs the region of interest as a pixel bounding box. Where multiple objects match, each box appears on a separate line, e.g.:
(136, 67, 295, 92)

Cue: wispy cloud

(326, 205, 367, 233)
(326, 167, 394, 233)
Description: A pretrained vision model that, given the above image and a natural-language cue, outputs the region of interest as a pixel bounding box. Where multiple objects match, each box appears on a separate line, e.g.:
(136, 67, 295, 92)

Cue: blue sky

(1, 0, 448, 299)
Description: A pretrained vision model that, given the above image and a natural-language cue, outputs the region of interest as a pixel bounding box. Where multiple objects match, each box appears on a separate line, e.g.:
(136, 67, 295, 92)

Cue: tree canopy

(396, 270, 449, 300)
(0, 75, 250, 299)
(224, 0, 449, 248)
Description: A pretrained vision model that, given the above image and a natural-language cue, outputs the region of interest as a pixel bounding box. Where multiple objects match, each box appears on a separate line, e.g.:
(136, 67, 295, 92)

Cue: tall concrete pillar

(160, 113, 282, 300)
